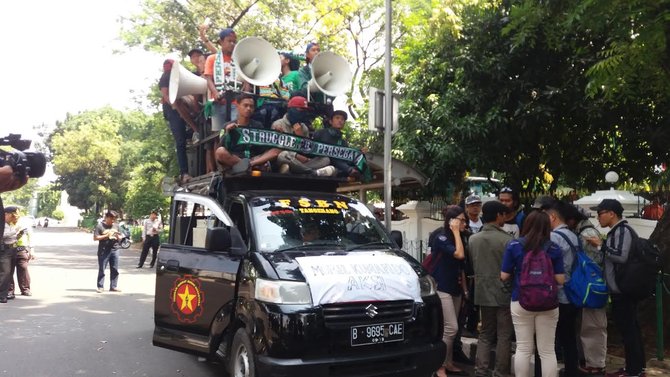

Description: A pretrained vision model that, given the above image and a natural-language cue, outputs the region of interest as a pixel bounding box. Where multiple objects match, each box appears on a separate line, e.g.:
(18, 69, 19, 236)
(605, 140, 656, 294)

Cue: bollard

(657, 273, 664, 361)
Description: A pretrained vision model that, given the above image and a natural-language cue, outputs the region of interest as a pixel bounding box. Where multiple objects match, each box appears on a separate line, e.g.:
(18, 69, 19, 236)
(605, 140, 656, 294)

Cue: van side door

(153, 192, 244, 356)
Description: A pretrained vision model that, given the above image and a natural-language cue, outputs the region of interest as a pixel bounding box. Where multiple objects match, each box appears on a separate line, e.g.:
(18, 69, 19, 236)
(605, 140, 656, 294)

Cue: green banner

(226, 127, 372, 182)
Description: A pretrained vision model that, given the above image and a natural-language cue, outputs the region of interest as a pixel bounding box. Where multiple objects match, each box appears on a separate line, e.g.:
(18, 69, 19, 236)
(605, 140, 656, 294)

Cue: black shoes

(0, 297, 7, 303)
(453, 348, 474, 365)
(136, 265, 143, 269)
(7, 293, 15, 300)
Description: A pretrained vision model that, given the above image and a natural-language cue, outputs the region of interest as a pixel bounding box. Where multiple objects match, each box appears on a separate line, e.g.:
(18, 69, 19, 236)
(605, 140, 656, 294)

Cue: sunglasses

(500, 187, 514, 193)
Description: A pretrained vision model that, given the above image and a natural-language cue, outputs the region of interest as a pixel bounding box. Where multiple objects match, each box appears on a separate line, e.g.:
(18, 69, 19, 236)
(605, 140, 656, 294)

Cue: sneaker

(21, 290, 32, 296)
(109, 288, 122, 292)
(315, 165, 336, 177)
(279, 163, 290, 174)
(96, 288, 104, 293)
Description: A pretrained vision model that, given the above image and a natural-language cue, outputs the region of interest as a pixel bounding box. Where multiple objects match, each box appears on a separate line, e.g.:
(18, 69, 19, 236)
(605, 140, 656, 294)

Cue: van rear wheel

(229, 328, 256, 377)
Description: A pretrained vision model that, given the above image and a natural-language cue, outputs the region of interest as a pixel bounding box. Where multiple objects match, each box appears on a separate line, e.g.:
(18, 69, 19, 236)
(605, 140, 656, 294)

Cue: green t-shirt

(282, 70, 301, 95)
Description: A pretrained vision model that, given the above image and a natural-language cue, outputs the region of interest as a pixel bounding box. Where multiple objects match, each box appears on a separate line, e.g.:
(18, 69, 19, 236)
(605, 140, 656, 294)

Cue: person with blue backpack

(547, 201, 582, 377)
(501, 211, 565, 377)
(565, 206, 608, 376)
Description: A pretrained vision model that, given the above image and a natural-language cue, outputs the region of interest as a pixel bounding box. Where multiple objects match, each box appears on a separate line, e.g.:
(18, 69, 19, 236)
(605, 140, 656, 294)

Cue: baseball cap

(218, 28, 235, 40)
(531, 195, 556, 210)
(481, 201, 511, 217)
(464, 194, 482, 205)
(332, 110, 348, 120)
(4, 206, 19, 214)
(590, 199, 624, 216)
(288, 96, 309, 109)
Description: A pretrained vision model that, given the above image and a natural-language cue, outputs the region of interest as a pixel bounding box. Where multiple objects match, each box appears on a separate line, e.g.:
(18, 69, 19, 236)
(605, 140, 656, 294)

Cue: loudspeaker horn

(169, 62, 208, 104)
(308, 51, 352, 97)
(232, 37, 281, 86)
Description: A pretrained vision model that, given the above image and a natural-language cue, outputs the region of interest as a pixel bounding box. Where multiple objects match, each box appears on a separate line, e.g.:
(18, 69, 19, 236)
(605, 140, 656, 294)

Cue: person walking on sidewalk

(470, 201, 514, 377)
(137, 210, 163, 269)
(585, 199, 646, 377)
(93, 211, 122, 293)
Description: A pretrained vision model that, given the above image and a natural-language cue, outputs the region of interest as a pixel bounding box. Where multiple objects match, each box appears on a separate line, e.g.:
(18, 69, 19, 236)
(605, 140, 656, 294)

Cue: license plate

(350, 322, 404, 346)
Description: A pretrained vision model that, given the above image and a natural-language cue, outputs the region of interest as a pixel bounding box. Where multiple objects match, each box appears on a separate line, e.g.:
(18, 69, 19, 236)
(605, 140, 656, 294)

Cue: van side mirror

(206, 227, 232, 252)
(390, 230, 403, 249)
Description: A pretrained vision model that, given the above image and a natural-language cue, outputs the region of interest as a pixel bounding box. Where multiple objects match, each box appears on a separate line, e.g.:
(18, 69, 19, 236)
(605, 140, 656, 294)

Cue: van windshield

(249, 196, 392, 252)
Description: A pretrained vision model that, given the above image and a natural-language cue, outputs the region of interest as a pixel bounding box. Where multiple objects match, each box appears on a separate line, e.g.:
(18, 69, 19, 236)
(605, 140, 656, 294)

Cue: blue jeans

(97, 249, 119, 290)
(164, 106, 189, 175)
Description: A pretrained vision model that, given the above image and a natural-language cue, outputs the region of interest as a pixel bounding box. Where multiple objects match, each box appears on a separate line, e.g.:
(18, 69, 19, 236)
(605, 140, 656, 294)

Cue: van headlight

(254, 278, 312, 305)
(419, 274, 437, 297)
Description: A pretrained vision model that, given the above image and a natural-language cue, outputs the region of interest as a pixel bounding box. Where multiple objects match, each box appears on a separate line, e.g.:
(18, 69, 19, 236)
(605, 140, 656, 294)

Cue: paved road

(0, 227, 225, 377)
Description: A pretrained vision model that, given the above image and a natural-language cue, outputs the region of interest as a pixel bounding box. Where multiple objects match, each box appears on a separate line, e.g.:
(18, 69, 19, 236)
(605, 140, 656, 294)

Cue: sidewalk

(460, 336, 670, 376)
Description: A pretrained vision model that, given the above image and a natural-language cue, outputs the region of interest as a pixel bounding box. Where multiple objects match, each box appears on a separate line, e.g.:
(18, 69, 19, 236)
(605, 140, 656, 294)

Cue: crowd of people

(427, 189, 648, 377)
(160, 25, 366, 183)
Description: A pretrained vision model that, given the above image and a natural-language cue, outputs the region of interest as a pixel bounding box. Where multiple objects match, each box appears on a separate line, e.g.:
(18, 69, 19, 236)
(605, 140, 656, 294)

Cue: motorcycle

(113, 222, 132, 249)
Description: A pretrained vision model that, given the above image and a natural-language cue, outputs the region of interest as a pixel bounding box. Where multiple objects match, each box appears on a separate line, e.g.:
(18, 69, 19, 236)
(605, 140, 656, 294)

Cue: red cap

(287, 96, 309, 109)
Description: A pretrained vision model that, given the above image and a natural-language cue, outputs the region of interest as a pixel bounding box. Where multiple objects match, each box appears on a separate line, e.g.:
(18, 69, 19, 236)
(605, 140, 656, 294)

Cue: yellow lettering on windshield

(298, 199, 311, 208)
(333, 201, 349, 209)
(315, 200, 329, 208)
(278, 199, 291, 207)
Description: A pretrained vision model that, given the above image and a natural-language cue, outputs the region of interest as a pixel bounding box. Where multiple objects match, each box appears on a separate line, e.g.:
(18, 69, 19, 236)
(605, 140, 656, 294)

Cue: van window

(172, 200, 217, 248)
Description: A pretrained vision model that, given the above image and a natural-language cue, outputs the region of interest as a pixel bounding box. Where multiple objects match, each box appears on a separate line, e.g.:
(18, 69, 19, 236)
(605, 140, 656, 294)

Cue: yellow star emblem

(178, 285, 196, 311)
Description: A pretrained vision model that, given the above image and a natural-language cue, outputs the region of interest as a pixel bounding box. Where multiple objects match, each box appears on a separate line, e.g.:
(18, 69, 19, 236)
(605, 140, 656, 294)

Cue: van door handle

(166, 259, 180, 272)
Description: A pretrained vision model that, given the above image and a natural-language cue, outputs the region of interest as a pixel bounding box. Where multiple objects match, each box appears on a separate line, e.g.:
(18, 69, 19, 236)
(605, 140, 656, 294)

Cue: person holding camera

(93, 211, 123, 293)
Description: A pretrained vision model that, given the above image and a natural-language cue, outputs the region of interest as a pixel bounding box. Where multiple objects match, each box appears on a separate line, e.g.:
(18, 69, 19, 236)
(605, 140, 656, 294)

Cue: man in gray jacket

(586, 199, 645, 377)
(470, 201, 513, 377)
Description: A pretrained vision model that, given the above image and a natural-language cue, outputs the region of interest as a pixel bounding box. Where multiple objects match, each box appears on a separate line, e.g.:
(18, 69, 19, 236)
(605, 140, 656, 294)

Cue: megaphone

(232, 37, 281, 86)
(308, 51, 352, 97)
(169, 62, 208, 104)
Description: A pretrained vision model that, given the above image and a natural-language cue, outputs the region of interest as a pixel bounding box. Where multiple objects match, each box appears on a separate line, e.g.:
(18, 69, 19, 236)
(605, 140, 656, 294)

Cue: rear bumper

(256, 340, 445, 377)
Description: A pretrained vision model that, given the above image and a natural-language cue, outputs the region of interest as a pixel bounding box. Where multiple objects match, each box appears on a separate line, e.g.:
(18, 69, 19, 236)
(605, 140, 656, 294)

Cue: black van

(153, 174, 445, 377)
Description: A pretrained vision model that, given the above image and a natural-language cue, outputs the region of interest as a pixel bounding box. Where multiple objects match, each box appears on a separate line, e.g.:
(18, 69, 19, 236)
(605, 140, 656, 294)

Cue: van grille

(321, 300, 415, 328)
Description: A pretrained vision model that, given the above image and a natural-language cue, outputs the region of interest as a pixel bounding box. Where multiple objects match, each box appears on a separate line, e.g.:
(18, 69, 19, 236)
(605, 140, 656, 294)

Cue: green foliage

(51, 209, 65, 221)
(37, 185, 61, 218)
(1, 179, 38, 209)
(80, 214, 98, 230)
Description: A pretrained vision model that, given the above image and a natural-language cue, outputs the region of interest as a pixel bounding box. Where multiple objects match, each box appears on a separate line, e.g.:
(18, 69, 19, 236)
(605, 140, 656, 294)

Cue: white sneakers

(315, 166, 337, 177)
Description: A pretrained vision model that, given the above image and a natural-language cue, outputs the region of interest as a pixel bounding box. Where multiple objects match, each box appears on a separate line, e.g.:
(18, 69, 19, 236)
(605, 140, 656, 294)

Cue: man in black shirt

(313, 110, 366, 178)
(93, 211, 123, 293)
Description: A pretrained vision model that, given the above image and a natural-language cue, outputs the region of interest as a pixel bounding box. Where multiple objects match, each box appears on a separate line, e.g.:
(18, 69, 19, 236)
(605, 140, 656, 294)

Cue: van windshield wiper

(346, 241, 394, 251)
(276, 242, 344, 252)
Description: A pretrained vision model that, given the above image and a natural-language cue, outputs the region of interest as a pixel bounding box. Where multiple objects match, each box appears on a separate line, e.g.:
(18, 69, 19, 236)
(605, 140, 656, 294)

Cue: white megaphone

(232, 37, 281, 87)
(308, 51, 352, 99)
(169, 62, 208, 104)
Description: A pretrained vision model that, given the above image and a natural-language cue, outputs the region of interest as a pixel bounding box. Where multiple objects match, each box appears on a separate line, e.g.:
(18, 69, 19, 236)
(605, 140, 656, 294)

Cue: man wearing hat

(93, 211, 123, 293)
(7, 206, 34, 297)
(531, 195, 556, 211)
(469, 201, 514, 377)
(464, 194, 483, 233)
(313, 110, 366, 178)
(585, 199, 645, 377)
(1, 206, 23, 302)
(137, 210, 163, 269)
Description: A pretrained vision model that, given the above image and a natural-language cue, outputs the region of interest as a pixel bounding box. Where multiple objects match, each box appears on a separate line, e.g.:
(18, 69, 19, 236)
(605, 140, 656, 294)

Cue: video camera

(0, 134, 47, 179)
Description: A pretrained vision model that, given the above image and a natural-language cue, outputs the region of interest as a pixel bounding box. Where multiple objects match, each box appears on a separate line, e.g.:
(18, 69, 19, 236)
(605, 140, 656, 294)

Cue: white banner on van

(295, 253, 422, 305)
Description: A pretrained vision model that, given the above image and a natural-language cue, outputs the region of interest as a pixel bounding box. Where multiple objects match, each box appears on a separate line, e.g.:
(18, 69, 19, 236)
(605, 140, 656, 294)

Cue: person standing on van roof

(585, 199, 646, 377)
(498, 187, 525, 238)
(464, 194, 483, 233)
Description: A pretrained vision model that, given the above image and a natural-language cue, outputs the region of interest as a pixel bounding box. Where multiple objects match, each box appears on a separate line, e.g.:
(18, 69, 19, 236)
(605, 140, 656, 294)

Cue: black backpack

(615, 225, 664, 299)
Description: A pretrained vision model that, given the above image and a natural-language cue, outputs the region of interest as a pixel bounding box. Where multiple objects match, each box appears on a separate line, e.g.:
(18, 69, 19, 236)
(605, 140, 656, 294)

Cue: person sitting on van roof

(313, 110, 367, 179)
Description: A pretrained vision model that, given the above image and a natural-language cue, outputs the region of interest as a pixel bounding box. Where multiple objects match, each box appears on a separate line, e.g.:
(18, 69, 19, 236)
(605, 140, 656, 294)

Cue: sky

(0, 1, 165, 142)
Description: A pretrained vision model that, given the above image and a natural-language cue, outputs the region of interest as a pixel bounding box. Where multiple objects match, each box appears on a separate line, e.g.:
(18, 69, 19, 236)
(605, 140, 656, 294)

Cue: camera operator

(0, 166, 28, 303)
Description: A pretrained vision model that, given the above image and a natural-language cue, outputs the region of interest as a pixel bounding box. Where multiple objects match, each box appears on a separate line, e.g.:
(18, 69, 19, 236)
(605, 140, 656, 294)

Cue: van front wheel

(229, 328, 256, 377)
